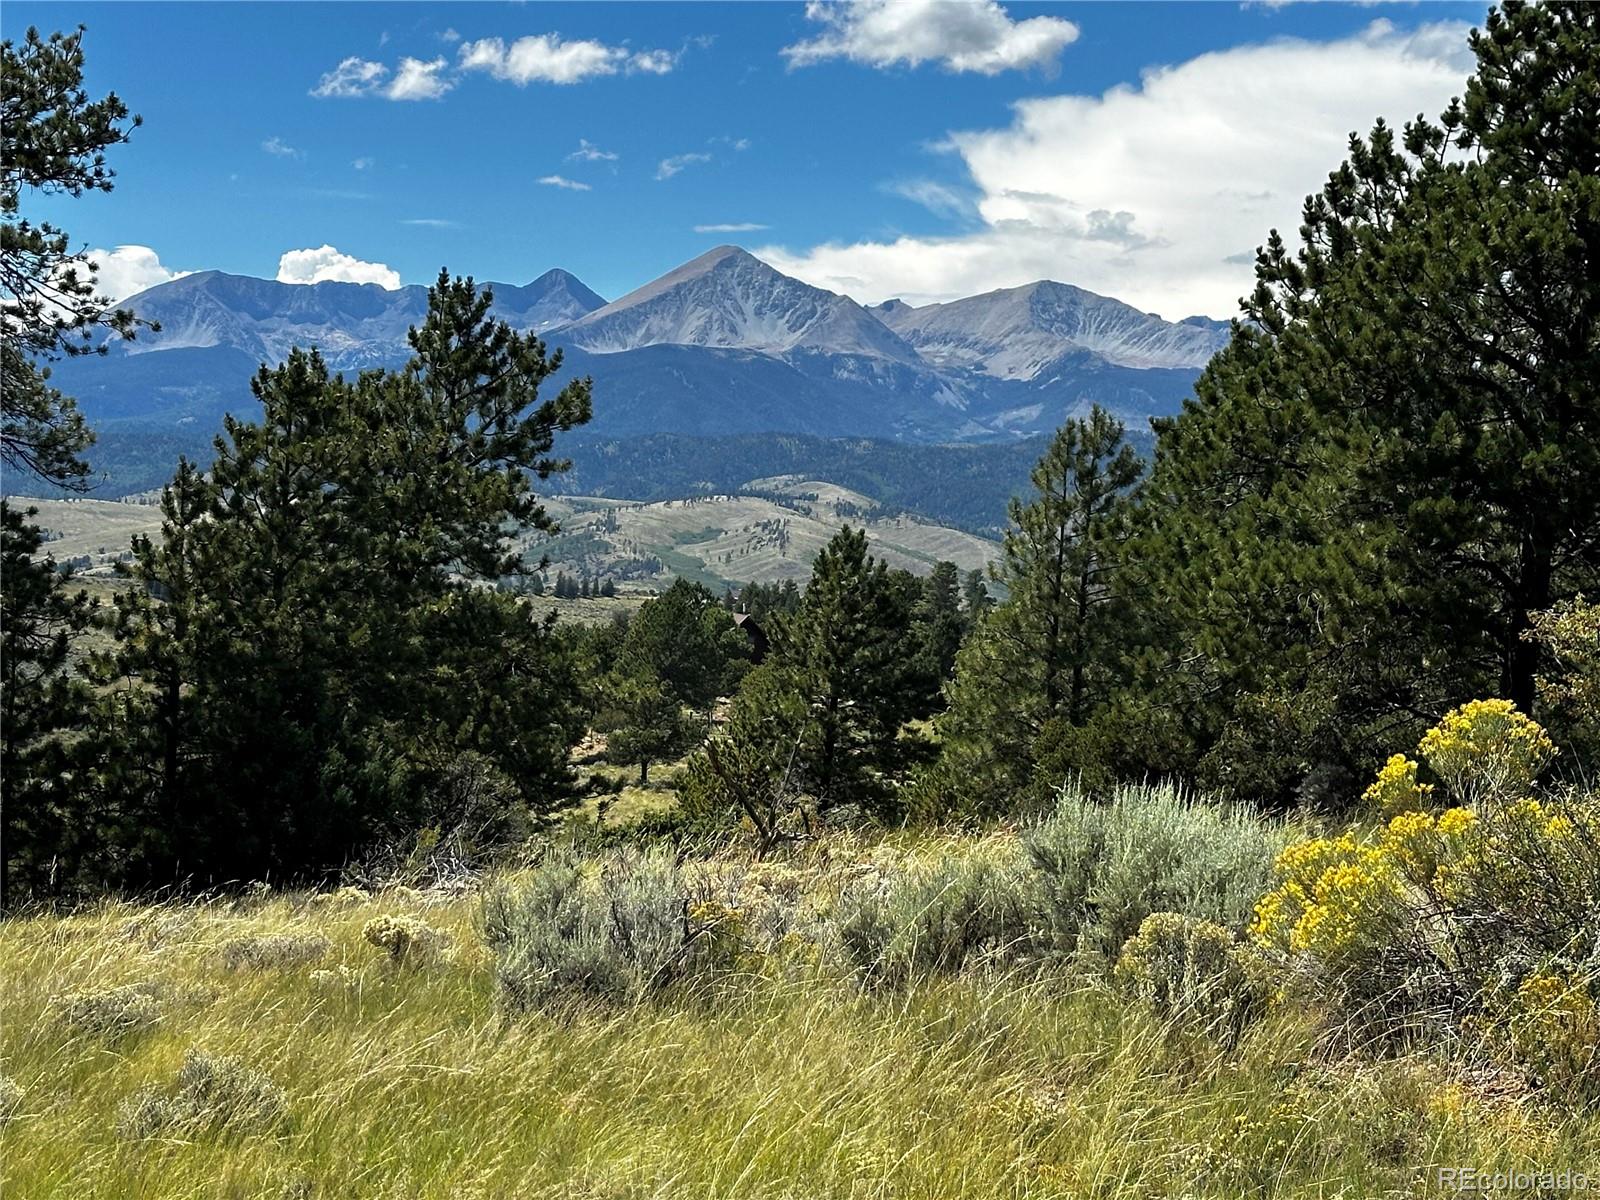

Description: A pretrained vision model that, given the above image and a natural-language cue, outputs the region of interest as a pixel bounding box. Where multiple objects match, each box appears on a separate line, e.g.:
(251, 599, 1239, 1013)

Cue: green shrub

(56, 982, 163, 1041)
(1255, 703, 1600, 1088)
(116, 1049, 286, 1140)
(483, 846, 747, 1010)
(1114, 912, 1265, 1044)
(1024, 781, 1289, 960)
(219, 933, 331, 972)
(831, 845, 1041, 986)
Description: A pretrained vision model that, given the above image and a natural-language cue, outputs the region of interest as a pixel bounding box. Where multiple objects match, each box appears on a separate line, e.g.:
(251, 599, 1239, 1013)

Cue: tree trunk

(1505, 529, 1554, 713)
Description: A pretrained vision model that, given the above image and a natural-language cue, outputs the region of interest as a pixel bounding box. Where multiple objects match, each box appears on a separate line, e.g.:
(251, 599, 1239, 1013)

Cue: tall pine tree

(1123, 1, 1599, 804)
(922, 406, 1142, 814)
(89, 274, 593, 884)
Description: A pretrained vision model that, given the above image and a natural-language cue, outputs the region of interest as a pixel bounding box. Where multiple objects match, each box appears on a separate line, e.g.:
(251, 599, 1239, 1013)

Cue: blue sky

(12, 0, 1486, 318)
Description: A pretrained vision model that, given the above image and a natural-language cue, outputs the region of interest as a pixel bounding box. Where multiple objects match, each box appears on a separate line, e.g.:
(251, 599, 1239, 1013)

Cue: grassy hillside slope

(525, 480, 999, 590)
(13, 481, 998, 595)
(4, 830, 1591, 1200)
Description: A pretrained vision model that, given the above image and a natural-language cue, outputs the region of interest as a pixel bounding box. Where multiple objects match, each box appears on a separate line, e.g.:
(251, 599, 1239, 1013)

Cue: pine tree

(2, 25, 146, 487)
(616, 579, 749, 711)
(961, 569, 991, 622)
(683, 527, 918, 827)
(924, 408, 1141, 813)
(605, 673, 693, 786)
(1, 502, 94, 905)
(1, 25, 151, 905)
(1123, 1, 1600, 803)
(94, 275, 593, 884)
(911, 559, 965, 700)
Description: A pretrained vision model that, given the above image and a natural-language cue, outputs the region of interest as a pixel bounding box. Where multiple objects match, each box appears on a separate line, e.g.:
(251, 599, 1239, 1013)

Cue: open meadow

(5, 787, 1598, 1200)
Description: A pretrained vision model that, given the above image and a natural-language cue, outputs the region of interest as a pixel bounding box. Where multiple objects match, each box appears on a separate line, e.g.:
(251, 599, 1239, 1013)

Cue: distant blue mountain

(46, 249, 1231, 496)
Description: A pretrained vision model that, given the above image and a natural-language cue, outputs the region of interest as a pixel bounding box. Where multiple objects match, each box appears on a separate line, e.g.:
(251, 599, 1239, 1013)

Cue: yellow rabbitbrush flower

(1291, 852, 1405, 959)
(1419, 699, 1556, 808)
(1253, 835, 1408, 963)
(1381, 809, 1440, 880)
(1362, 754, 1433, 815)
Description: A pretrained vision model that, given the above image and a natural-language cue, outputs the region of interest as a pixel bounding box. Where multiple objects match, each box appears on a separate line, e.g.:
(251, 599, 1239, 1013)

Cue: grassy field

(13, 482, 1000, 596)
(522, 480, 1000, 590)
(4, 831, 1595, 1200)
(7, 496, 163, 573)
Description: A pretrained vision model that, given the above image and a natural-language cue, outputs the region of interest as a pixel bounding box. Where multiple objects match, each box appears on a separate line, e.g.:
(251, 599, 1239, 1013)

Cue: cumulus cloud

(311, 57, 388, 98)
(312, 54, 451, 100)
(760, 20, 1474, 318)
(656, 152, 712, 180)
(387, 57, 452, 100)
(353, 156, 375, 170)
(782, 0, 1078, 75)
(276, 245, 401, 289)
(261, 136, 301, 158)
(629, 48, 679, 75)
(458, 34, 674, 85)
(87, 246, 191, 303)
(568, 138, 618, 162)
(538, 175, 592, 191)
(694, 222, 769, 233)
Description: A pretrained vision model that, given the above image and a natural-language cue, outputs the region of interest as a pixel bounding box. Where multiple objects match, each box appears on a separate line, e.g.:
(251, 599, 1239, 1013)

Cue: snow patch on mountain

(874, 280, 1230, 377)
(119, 269, 606, 370)
(559, 246, 922, 364)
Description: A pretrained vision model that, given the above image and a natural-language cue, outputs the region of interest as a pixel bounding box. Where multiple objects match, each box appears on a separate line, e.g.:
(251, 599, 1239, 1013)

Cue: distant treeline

(555, 431, 1125, 536)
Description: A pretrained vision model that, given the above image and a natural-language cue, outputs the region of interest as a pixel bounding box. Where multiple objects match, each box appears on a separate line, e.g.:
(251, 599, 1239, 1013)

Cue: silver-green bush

(116, 1049, 286, 1140)
(1114, 911, 1266, 1044)
(219, 933, 331, 972)
(831, 848, 1041, 986)
(56, 982, 163, 1041)
(0, 1075, 23, 1127)
(483, 847, 734, 1010)
(1024, 782, 1289, 959)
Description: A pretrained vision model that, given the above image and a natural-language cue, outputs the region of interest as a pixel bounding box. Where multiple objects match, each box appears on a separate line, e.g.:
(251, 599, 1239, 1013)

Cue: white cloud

(656, 152, 712, 180)
(352, 156, 375, 171)
(312, 54, 450, 101)
(538, 175, 592, 191)
(87, 246, 191, 303)
(568, 138, 618, 162)
(782, 0, 1079, 75)
(458, 34, 675, 85)
(629, 48, 678, 75)
(276, 245, 401, 289)
(694, 222, 770, 233)
(312, 57, 388, 98)
(401, 218, 461, 228)
(759, 20, 1474, 318)
(439, 27, 461, 44)
(885, 179, 977, 220)
(387, 57, 452, 100)
(261, 135, 301, 158)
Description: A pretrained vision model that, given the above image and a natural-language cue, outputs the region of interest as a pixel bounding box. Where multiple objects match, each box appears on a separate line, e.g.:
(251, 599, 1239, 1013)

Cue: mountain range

(42, 246, 1232, 497)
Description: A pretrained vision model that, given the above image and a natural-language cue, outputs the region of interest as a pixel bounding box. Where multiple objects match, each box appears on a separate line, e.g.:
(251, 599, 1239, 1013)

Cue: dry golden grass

(3, 843, 1596, 1199)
